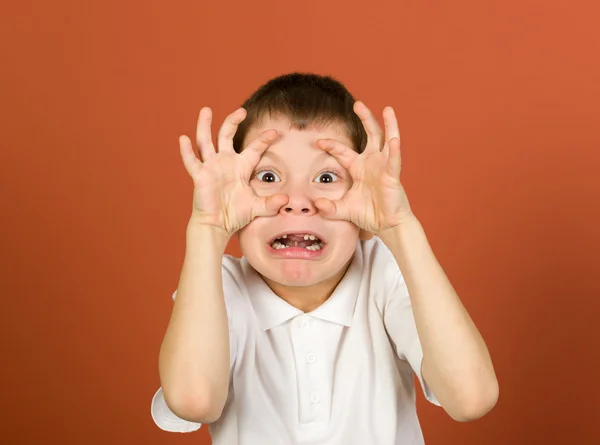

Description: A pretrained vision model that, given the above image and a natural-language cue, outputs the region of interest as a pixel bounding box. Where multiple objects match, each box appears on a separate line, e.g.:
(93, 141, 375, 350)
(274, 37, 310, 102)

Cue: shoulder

(221, 254, 246, 291)
(360, 236, 404, 284)
(170, 254, 247, 300)
(221, 254, 252, 313)
(170, 254, 250, 326)
(219, 254, 250, 334)
(359, 237, 407, 304)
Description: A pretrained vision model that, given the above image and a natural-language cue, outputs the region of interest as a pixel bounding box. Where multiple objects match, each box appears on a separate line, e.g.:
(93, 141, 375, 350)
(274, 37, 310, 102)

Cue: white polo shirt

(151, 237, 441, 444)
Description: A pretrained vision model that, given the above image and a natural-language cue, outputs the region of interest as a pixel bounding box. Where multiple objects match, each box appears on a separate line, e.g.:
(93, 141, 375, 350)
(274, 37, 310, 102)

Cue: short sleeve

(151, 386, 203, 432)
(151, 262, 242, 431)
(382, 262, 441, 406)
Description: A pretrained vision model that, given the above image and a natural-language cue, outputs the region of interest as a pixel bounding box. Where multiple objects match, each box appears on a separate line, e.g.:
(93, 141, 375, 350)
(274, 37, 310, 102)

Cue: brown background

(1, 0, 599, 444)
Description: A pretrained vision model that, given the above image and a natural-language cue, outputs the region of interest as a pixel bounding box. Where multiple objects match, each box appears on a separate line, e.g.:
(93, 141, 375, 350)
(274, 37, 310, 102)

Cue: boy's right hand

(179, 107, 289, 237)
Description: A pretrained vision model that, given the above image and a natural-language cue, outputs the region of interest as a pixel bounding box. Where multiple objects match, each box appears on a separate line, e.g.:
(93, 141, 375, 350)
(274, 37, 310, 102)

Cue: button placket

(293, 315, 312, 424)
(292, 315, 328, 424)
(310, 392, 320, 404)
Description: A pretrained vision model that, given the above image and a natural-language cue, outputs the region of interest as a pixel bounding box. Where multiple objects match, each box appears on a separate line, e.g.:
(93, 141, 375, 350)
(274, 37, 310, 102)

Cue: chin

(247, 256, 354, 290)
(241, 241, 357, 289)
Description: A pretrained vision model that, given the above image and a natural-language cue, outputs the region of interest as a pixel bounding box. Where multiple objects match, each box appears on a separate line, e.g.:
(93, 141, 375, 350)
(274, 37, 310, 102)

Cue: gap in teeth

(278, 233, 317, 241)
(271, 239, 324, 250)
(273, 233, 321, 244)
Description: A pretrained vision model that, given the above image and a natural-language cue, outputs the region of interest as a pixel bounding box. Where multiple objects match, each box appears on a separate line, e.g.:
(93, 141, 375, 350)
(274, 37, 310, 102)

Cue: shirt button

(310, 392, 320, 404)
(306, 353, 316, 364)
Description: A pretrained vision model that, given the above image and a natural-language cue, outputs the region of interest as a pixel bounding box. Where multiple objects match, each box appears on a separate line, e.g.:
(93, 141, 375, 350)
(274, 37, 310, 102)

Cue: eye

(255, 170, 281, 183)
(314, 171, 339, 184)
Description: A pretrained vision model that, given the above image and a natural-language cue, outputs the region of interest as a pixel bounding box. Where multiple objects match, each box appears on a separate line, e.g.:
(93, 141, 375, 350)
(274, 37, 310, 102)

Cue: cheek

(314, 183, 351, 200)
(338, 221, 360, 237)
(250, 180, 281, 197)
(328, 221, 360, 247)
(237, 217, 267, 248)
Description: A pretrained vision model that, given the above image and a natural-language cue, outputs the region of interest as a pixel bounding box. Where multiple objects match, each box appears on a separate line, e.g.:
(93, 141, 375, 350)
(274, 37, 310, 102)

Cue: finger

(217, 108, 247, 153)
(382, 106, 400, 159)
(196, 107, 216, 161)
(252, 193, 289, 218)
(386, 137, 402, 179)
(315, 138, 359, 170)
(314, 197, 351, 221)
(240, 128, 280, 166)
(179, 135, 202, 177)
(354, 101, 383, 152)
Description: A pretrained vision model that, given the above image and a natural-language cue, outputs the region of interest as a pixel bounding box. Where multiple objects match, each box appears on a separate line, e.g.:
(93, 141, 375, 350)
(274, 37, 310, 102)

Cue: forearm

(158, 220, 231, 422)
(379, 216, 498, 421)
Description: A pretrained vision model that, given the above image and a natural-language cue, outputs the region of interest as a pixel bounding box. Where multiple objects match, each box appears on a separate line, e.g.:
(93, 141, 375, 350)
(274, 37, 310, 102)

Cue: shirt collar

(241, 241, 364, 331)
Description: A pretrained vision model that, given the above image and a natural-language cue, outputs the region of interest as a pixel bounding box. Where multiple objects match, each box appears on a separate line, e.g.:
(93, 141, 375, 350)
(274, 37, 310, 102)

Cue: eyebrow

(260, 149, 335, 164)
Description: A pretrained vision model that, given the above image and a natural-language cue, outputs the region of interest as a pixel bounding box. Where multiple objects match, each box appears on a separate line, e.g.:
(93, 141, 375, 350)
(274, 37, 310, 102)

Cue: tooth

(309, 235, 316, 240)
(282, 234, 287, 238)
(304, 234, 309, 240)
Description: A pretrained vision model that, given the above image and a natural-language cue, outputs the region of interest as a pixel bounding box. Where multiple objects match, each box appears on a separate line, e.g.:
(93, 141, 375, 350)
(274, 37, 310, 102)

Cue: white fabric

(151, 237, 440, 444)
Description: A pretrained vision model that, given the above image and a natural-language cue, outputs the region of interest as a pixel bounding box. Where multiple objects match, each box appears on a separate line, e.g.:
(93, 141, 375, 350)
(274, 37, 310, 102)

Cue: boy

(151, 73, 498, 444)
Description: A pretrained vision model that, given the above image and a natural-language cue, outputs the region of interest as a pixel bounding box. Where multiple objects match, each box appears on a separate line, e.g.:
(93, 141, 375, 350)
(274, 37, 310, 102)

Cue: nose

(280, 189, 317, 216)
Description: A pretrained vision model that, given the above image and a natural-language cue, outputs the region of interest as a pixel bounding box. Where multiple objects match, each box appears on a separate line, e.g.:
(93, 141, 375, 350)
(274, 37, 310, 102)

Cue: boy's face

(237, 115, 363, 293)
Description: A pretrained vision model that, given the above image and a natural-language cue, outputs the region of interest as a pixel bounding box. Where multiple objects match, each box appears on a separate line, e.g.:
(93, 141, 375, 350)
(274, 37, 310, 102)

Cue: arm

(157, 106, 287, 425)
(313, 101, 498, 422)
(158, 220, 231, 424)
(379, 216, 499, 422)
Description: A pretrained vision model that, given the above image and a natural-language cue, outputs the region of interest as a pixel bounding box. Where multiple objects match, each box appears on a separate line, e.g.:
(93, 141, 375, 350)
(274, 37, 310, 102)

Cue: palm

(314, 102, 414, 234)
(340, 151, 406, 232)
(190, 154, 260, 233)
(179, 107, 287, 235)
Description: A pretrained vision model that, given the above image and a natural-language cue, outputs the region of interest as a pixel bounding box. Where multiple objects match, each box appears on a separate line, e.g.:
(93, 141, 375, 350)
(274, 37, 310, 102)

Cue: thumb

(314, 198, 350, 221)
(252, 193, 289, 218)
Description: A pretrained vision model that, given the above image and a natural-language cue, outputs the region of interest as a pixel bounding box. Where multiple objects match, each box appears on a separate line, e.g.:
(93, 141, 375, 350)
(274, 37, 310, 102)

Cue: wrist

(377, 215, 422, 247)
(186, 218, 231, 251)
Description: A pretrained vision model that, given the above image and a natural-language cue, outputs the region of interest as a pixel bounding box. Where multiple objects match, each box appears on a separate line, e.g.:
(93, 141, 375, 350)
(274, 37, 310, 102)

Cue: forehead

(243, 115, 354, 153)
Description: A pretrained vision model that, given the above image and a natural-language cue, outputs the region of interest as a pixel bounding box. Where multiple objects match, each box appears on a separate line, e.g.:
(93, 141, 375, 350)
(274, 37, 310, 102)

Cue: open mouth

(268, 232, 325, 251)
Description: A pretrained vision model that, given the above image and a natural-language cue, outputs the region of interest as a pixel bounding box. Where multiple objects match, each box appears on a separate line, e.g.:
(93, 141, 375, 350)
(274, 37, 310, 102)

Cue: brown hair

(232, 72, 367, 153)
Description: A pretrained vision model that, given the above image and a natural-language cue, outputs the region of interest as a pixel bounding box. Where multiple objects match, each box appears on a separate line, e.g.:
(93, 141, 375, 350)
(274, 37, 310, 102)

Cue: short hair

(233, 72, 367, 153)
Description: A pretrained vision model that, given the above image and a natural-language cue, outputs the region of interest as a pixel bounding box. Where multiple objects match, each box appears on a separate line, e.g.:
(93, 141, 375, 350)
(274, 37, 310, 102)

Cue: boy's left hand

(314, 101, 416, 237)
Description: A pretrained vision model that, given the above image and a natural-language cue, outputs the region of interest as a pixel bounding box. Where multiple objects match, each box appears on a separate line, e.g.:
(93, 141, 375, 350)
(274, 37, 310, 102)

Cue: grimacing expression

(237, 115, 361, 289)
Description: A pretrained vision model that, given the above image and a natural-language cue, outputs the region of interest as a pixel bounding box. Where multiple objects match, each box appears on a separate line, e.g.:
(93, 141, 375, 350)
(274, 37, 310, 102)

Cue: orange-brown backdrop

(2, 0, 599, 444)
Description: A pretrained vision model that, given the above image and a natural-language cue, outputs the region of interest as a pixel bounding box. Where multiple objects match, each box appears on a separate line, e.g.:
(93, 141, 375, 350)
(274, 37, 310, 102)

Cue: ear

(359, 229, 375, 241)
